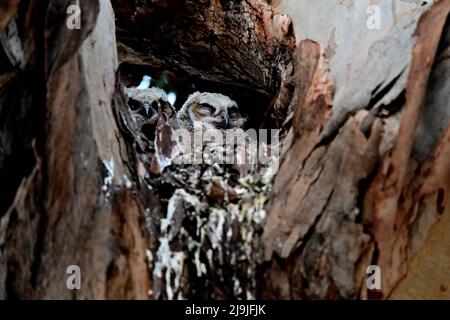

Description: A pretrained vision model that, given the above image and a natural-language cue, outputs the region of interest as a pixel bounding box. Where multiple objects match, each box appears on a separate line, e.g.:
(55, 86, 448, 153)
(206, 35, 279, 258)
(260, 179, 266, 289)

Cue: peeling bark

(0, 0, 148, 299)
(1, 0, 450, 300)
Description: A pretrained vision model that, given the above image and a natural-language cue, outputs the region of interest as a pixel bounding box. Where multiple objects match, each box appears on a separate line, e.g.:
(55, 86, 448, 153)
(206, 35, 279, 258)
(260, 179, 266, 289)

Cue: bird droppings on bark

(115, 82, 277, 299)
(101, 158, 115, 199)
(1, 0, 449, 301)
(143, 158, 274, 299)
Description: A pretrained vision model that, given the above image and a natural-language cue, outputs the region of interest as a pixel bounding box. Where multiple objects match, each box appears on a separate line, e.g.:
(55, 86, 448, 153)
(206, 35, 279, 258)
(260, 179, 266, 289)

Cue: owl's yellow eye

(198, 103, 215, 116)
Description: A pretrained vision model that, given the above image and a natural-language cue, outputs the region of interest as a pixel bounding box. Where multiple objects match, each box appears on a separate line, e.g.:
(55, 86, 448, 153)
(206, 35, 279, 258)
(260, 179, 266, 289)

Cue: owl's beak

(221, 115, 230, 129)
(143, 103, 150, 115)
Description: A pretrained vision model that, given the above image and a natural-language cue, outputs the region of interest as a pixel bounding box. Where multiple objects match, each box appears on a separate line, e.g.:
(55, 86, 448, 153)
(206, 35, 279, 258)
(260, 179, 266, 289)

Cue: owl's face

(125, 87, 175, 142)
(179, 92, 245, 131)
(126, 87, 174, 118)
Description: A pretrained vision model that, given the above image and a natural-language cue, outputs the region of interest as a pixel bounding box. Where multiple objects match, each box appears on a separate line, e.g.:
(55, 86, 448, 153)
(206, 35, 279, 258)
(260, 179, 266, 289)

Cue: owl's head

(126, 87, 174, 118)
(125, 87, 175, 143)
(177, 92, 245, 132)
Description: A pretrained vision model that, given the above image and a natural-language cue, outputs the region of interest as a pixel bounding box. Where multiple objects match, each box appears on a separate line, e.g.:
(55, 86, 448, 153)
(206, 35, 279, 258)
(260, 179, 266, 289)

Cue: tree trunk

(0, 0, 449, 300)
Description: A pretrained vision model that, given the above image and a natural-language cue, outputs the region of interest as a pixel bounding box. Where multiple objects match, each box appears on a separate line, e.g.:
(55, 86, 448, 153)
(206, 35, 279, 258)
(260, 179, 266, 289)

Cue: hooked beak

(213, 115, 230, 129)
(143, 103, 150, 115)
(221, 115, 230, 129)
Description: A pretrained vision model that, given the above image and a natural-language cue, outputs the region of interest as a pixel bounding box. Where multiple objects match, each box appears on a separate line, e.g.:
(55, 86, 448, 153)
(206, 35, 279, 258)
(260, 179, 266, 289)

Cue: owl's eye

(128, 98, 142, 111)
(228, 106, 239, 118)
(198, 103, 215, 116)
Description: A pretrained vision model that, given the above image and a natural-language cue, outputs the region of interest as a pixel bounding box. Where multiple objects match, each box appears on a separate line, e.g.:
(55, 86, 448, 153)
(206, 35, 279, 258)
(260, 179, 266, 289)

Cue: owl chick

(123, 87, 176, 150)
(126, 87, 175, 120)
(176, 92, 245, 132)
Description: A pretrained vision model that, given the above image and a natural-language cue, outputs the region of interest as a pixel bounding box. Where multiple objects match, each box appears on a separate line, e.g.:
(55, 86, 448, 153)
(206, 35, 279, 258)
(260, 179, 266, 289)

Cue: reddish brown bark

(1, 0, 449, 300)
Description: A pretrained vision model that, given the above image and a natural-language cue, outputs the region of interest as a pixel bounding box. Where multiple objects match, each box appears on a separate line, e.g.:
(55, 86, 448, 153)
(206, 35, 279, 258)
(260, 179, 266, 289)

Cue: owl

(176, 92, 246, 132)
(126, 87, 174, 120)
(123, 87, 175, 150)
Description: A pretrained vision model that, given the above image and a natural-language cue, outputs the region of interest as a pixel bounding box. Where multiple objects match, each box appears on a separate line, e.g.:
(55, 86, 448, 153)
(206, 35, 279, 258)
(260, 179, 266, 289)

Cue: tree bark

(0, 0, 449, 300)
(0, 0, 149, 299)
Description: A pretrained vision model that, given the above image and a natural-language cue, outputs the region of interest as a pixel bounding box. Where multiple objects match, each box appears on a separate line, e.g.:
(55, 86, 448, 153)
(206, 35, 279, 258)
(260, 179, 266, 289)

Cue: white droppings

(146, 249, 153, 267)
(226, 227, 233, 240)
(160, 195, 177, 235)
(122, 174, 133, 188)
(152, 190, 198, 299)
(146, 249, 153, 261)
(194, 248, 207, 277)
(147, 138, 275, 298)
(160, 219, 171, 234)
(166, 194, 178, 222)
(234, 278, 242, 297)
(206, 249, 213, 266)
(153, 237, 185, 300)
(101, 158, 114, 198)
(143, 208, 152, 232)
(253, 193, 267, 224)
(172, 189, 202, 209)
(253, 209, 266, 224)
(207, 208, 226, 249)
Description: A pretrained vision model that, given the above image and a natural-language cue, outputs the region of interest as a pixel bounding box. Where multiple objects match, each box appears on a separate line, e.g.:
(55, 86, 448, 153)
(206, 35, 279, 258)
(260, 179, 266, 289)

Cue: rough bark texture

(0, 0, 149, 299)
(1, 0, 450, 300)
(259, 0, 450, 299)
